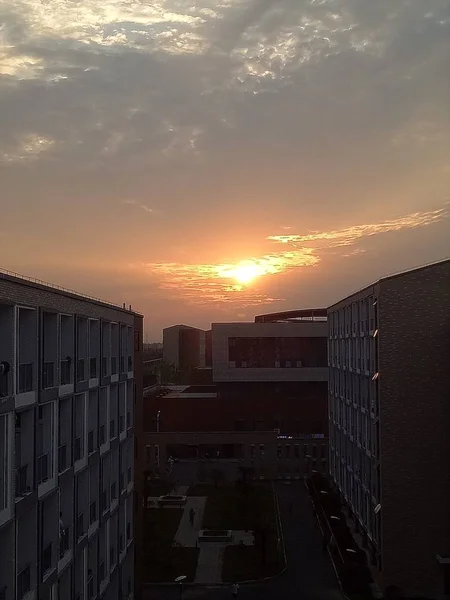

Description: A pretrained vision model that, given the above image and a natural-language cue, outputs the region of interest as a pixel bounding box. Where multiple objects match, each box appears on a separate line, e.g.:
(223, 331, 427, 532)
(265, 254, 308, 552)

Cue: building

(143, 313, 329, 484)
(162, 325, 206, 371)
(327, 258, 450, 598)
(0, 270, 143, 600)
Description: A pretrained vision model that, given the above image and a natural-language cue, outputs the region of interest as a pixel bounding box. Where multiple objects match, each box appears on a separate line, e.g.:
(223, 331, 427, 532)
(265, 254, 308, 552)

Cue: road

(143, 480, 343, 600)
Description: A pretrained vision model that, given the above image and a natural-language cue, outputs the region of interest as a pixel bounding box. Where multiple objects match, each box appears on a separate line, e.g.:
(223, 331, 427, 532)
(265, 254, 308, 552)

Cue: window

(294, 445, 299, 459)
(285, 445, 290, 458)
(18, 363, 33, 393)
(17, 565, 31, 600)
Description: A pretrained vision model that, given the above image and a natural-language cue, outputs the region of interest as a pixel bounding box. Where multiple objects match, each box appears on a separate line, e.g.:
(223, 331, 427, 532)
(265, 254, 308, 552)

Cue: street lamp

(175, 575, 187, 600)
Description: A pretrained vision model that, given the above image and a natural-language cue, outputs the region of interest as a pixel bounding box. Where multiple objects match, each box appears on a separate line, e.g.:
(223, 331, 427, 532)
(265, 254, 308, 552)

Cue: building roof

(328, 257, 450, 309)
(0, 268, 143, 316)
(254, 308, 328, 323)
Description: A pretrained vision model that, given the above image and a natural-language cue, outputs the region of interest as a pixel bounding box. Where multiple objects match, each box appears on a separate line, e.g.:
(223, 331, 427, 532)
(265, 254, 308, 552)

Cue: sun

(233, 262, 261, 284)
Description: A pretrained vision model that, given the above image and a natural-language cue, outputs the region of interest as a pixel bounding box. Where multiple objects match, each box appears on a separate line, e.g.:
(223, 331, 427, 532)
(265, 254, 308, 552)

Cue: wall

(379, 259, 450, 597)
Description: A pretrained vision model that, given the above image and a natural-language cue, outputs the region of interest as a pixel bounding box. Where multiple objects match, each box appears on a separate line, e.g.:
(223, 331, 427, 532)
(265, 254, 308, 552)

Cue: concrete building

(0, 270, 143, 600)
(327, 258, 450, 598)
(162, 325, 206, 371)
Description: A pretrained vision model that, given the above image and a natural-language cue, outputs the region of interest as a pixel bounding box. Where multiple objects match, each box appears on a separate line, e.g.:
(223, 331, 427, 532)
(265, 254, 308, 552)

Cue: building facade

(0, 271, 143, 600)
(327, 259, 450, 597)
(162, 325, 206, 371)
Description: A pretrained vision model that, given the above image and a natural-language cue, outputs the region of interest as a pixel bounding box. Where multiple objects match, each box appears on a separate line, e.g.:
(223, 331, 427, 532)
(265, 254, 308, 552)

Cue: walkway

(144, 481, 344, 600)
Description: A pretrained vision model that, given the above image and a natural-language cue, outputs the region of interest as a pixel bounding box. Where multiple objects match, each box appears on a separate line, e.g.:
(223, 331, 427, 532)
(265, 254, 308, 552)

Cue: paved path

(144, 481, 344, 600)
(195, 543, 225, 584)
(173, 497, 206, 548)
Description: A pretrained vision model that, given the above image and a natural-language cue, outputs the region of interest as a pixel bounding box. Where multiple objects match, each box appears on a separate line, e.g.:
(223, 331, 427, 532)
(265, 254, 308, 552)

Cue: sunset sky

(1, 0, 449, 340)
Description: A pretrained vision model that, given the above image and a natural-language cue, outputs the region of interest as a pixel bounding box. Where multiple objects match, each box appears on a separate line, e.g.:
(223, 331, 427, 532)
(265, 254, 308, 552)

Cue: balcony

(59, 527, 70, 559)
(18, 363, 33, 394)
(58, 445, 68, 473)
(74, 437, 82, 462)
(15, 465, 30, 497)
(37, 452, 49, 484)
(42, 362, 55, 389)
(76, 359, 85, 383)
(41, 542, 52, 577)
(60, 360, 71, 385)
(89, 358, 97, 379)
(16, 565, 31, 600)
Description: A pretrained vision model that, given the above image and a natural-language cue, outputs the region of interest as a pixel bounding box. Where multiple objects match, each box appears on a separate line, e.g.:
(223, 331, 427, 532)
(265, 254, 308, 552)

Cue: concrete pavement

(144, 481, 343, 600)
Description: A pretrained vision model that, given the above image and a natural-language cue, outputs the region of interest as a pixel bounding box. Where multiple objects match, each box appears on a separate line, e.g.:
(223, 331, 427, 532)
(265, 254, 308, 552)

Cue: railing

(89, 357, 97, 379)
(18, 363, 33, 393)
(15, 465, 29, 497)
(58, 444, 67, 472)
(60, 360, 71, 385)
(37, 453, 49, 484)
(59, 527, 70, 559)
(42, 362, 55, 389)
(41, 542, 52, 576)
(16, 565, 31, 600)
(76, 359, 85, 383)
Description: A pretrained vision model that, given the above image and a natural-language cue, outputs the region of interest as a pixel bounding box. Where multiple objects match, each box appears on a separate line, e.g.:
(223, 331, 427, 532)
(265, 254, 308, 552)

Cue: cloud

(123, 199, 154, 214)
(130, 204, 449, 307)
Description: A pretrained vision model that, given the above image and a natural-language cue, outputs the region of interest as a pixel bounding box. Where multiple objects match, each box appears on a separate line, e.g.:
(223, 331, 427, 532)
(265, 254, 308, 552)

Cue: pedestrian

(232, 582, 239, 598)
(189, 508, 195, 526)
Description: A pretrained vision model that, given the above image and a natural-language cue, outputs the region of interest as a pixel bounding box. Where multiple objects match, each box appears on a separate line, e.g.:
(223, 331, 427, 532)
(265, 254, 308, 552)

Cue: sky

(1, 0, 449, 340)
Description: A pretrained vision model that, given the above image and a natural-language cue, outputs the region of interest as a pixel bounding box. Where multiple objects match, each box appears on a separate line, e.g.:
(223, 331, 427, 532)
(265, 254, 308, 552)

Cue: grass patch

(142, 508, 199, 582)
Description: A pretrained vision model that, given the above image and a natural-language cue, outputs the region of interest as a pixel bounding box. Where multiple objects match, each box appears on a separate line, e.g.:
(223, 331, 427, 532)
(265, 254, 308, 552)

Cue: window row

(329, 296, 378, 338)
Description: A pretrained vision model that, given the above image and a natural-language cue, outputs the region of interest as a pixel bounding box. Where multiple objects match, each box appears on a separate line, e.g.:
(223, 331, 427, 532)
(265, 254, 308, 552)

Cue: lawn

(187, 481, 284, 582)
(142, 508, 199, 582)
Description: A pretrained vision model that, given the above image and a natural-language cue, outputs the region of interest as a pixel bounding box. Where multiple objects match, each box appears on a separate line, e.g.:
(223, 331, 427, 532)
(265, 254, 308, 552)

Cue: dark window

(109, 546, 115, 567)
(58, 445, 67, 472)
(17, 566, 31, 600)
(119, 415, 125, 433)
(41, 543, 52, 576)
(88, 431, 94, 454)
(99, 561, 105, 583)
(126, 522, 131, 541)
(76, 513, 85, 538)
(42, 362, 54, 389)
(89, 501, 97, 524)
(89, 357, 97, 379)
(99, 424, 106, 445)
(74, 437, 82, 461)
(60, 360, 71, 385)
(59, 528, 70, 558)
(18, 363, 33, 393)
(15, 465, 28, 497)
(110, 419, 115, 439)
(76, 359, 85, 383)
(110, 481, 117, 501)
(37, 453, 49, 484)
(111, 357, 117, 375)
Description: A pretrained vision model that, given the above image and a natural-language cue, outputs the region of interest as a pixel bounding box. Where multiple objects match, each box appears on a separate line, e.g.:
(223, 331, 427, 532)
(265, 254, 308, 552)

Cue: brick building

(328, 258, 450, 597)
(0, 270, 143, 600)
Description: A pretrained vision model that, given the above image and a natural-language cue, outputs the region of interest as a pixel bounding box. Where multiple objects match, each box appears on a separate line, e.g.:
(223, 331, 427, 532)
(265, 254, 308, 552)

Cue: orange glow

(218, 260, 266, 285)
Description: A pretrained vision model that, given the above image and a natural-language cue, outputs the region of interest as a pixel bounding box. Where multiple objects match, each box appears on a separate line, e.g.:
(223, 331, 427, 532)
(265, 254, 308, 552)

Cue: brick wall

(380, 259, 450, 596)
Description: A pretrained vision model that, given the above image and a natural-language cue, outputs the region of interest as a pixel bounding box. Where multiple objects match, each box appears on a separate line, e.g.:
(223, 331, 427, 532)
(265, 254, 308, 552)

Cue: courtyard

(143, 480, 343, 600)
(142, 478, 284, 584)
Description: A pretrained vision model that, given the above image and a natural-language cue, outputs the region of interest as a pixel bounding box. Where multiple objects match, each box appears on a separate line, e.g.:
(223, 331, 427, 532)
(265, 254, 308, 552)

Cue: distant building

(0, 269, 143, 600)
(328, 258, 450, 598)
(143, 311, 329, 483)
(162, 324, 206, 371)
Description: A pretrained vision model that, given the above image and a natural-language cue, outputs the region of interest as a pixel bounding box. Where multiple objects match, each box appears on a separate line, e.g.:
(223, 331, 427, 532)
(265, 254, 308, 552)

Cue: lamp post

(175, 575, 187, 600)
